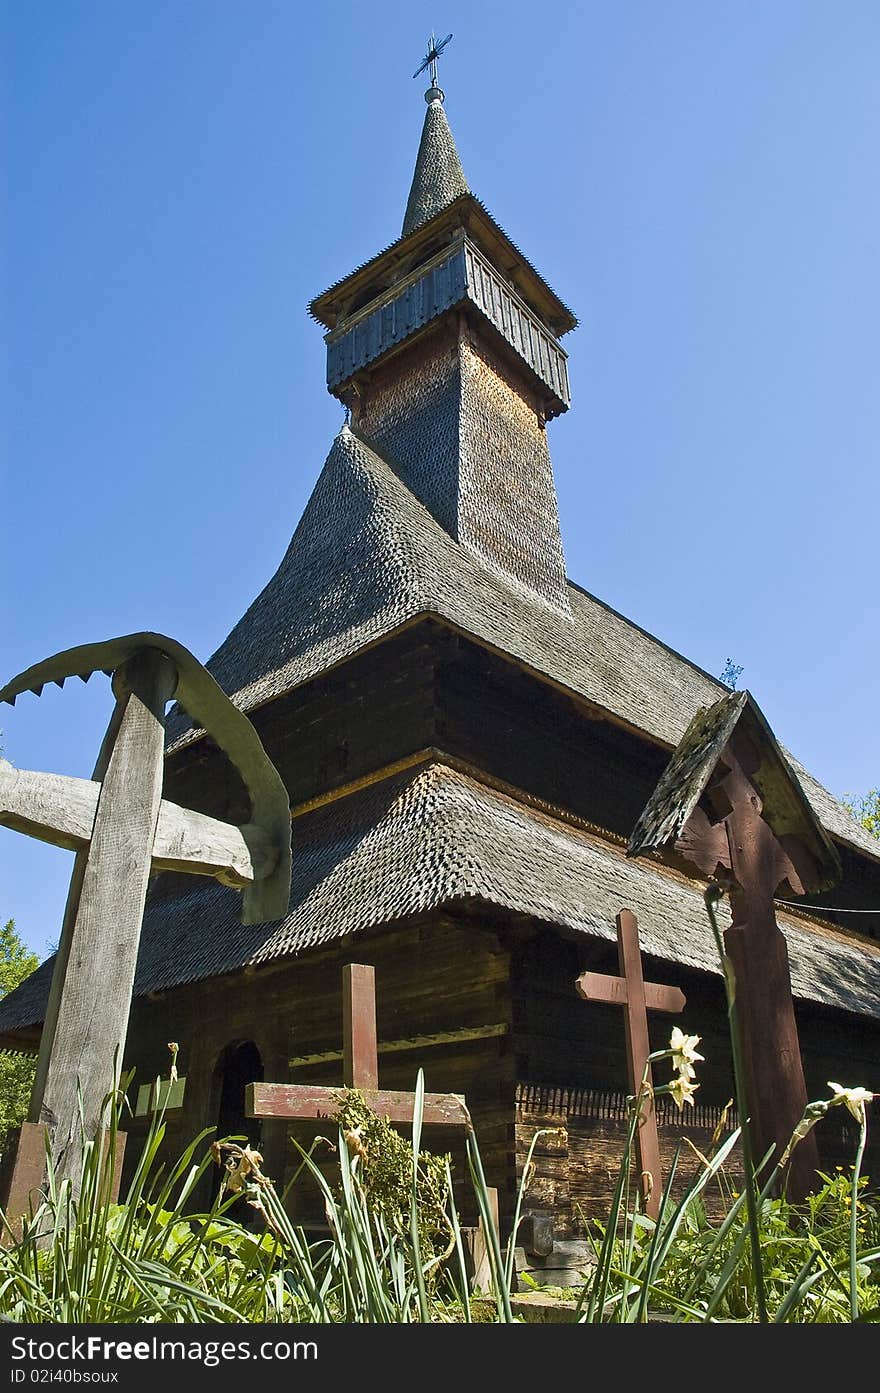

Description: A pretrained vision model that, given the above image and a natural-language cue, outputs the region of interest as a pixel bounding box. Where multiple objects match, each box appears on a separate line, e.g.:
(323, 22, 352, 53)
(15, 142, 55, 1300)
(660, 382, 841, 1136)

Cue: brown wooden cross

(247, 964, 469, 1130)
(672, 731, 824, 1199)
(628, 690, 842, 1201)
(576, 909, 685, 1220)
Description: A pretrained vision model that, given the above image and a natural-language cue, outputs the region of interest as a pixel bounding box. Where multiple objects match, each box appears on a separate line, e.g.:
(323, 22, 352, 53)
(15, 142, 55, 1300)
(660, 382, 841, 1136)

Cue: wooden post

(0, 1124, 48, 1243)
(468, 1186, 499, 1294)
(343, 963, 379, 1089)
(30, 650, 177, 1187)
(576, 910, 685, 1219)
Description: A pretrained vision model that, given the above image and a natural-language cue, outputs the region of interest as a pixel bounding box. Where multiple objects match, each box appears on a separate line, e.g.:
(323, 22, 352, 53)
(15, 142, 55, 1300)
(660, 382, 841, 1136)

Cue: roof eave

(308, 193, 577, 338)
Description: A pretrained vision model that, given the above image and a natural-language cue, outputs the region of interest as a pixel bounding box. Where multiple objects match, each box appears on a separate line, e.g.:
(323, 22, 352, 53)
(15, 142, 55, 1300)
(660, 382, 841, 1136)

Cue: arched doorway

(210, 1040, 264, 1218)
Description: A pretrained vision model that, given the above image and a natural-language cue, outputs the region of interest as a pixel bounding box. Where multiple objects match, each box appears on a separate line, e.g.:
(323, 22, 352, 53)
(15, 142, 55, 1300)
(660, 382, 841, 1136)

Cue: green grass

(0, 1066, 876, 1323)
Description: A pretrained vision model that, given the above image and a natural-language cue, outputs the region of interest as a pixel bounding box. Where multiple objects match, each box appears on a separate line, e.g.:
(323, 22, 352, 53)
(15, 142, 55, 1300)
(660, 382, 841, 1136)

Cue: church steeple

(309, 66, 577, 614)
(402, 85, 469, 236)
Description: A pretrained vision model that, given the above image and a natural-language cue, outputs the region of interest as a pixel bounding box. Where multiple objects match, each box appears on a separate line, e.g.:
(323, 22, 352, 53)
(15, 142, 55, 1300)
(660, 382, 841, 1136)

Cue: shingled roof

(3, 760, 877, 1037)
(402, 90, 469, 235)
(164, 424, 879, 866)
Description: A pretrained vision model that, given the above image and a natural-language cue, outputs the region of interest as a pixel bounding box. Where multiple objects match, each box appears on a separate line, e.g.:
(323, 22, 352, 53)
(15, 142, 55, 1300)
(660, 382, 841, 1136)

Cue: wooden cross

(0, 633, 291, 1205)
(576, 909, 685, 1220)
(247, 964, 469, 1130)
(628, 690, 841, 1201)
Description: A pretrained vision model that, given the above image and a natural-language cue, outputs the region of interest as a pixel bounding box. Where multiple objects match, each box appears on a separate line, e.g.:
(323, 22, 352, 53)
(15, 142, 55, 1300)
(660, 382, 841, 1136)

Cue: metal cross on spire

(413, 31, 453, 89)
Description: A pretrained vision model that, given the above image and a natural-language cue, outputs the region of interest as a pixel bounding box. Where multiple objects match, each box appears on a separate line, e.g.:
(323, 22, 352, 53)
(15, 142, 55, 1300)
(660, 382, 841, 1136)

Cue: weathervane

(413, 30, 453, 96)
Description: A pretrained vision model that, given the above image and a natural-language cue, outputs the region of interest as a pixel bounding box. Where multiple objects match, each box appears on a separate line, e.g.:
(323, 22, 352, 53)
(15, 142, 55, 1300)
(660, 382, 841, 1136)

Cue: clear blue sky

(3, 3, 878, 958)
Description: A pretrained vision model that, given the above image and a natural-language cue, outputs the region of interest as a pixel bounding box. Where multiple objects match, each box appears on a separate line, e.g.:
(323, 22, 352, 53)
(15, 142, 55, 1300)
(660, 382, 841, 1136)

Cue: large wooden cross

(247, 964, 469, 1130)
(576, 909, 685, 1219)
(629, 690, 841, 1201)
(0, 633, 291, 1205)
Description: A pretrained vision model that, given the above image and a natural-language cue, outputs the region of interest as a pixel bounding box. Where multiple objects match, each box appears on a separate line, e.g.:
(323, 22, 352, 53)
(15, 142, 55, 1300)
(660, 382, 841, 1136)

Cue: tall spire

(402, 36, 468, 236)
(310, 42, 576, 613)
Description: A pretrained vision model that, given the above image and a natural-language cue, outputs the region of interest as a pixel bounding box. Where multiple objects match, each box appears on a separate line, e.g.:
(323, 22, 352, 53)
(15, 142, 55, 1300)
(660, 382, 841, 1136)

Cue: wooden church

(2, 69, 880, 1246)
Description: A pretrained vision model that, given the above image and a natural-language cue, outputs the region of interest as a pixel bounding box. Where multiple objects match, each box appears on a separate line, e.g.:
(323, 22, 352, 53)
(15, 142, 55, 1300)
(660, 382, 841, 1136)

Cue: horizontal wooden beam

(247, 1082, 469, 1128)
(0, 759, 269, 887)
(575, 970, 685, 1015)
(288, 1021, 509, 1069)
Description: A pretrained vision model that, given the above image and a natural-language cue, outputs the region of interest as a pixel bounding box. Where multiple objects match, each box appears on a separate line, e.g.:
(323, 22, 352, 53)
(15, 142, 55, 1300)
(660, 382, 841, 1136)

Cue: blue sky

(3, 3, 879, 958)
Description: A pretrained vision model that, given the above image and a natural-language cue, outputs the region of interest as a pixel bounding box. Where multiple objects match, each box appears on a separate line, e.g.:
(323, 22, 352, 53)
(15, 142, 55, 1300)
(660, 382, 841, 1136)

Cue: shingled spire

(402, 86, 469, 235)
(311, 74, 578, 614)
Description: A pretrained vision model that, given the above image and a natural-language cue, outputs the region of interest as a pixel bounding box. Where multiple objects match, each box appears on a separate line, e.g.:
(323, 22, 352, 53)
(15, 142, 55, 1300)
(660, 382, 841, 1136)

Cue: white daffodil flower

(828, 1082, 876, 1125)
(669, 1075, 700, 1110)
(669, 1026, 705, 1080)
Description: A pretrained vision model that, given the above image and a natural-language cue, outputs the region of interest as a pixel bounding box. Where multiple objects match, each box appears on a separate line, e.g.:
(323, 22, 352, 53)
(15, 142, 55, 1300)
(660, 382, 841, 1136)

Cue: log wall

(122, 915, 515, 1227)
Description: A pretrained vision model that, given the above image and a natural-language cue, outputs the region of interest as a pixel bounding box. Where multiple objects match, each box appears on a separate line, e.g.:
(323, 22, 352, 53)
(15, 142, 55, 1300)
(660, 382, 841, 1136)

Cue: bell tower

(308, 47, 577, 614)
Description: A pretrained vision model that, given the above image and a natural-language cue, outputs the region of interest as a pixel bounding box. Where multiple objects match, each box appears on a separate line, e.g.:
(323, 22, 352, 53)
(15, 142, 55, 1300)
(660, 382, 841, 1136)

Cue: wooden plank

(0, 759, 101, 854)
(0, 1124, 48, 1243)
(575, 970, 685, 1015)
(343, 964, 378, 1089)
(28, 689, 129, 1129)
(0, 759, 263, 887)
(247, 1082, 468, 1127)
(616, 908, 662, 1219)
(31, 650, 178, 1184)
(134, 1077, 187, 1116)
(288, 1021, 509, 1069)
(468, 1185, 499, 1293)
(153, 804, 262, 884)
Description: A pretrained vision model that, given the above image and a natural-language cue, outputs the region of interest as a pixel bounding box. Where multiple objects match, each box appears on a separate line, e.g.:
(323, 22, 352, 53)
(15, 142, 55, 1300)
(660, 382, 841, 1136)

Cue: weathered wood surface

(248, 962, 470, 1131)
(247, 1082, 467, 1126)
(343, 963, 378, 1089)
(0, 758, 273, 887)
(629, 698, 827, 1201)
(0, 1124, 49, 1243)
(691, 731, 819, 1198)
(468, 1185, 499, 1293)
(30, 650, 178, 1181)
(288, 1021, 508, 1069)
(121, 917, 512, 1223)
(575, 970, 684, 1015)
(515, 1086, 744, 1233)
(627, 690, 840, 889)
(574, 909, 684, 1220)
(0, 631, 292, 924)
(0, 630, 292, 1220)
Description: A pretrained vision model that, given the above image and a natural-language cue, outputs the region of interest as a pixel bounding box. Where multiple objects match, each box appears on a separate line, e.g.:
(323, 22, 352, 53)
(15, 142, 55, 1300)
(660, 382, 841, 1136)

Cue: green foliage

(0, 1064, 878, 1323)
(0, 919, 38, 1153)
(594, 1169, 880, 1323)
(0, 918, 38, 997)
(1, 884, 878, 1326)
(0, 1089, 290, 1322)
(842, 789, 880, 840)
(332, 1087, 452, 1276)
